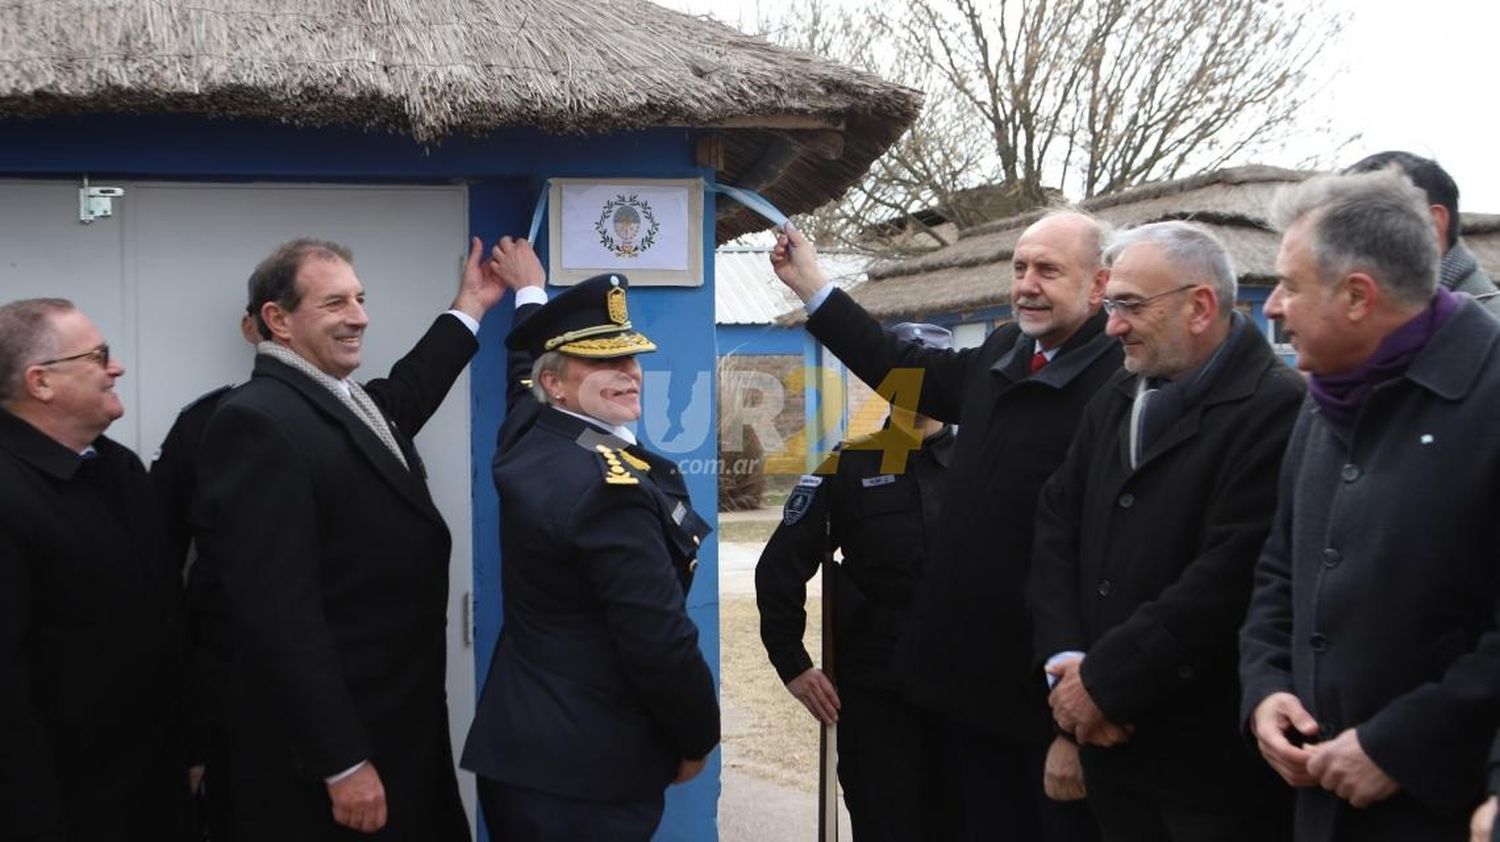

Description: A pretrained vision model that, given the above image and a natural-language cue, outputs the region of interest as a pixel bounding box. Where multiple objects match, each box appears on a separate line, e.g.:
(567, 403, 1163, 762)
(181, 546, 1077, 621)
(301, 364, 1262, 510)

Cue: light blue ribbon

(525, 180, 551, 243)
(709, 183, 791, 229)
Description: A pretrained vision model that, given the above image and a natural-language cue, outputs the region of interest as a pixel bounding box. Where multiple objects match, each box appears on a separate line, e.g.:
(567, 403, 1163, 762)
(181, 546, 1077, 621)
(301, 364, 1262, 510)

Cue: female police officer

(461, 237, 718, 840)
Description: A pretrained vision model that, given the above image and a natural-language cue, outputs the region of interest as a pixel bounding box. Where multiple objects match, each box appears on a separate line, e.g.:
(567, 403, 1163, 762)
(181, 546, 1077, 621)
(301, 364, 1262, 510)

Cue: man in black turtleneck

(1240, 169, 1500, 842)
(773, 215, 1117, 841)
(1030, 221, 1303, 841)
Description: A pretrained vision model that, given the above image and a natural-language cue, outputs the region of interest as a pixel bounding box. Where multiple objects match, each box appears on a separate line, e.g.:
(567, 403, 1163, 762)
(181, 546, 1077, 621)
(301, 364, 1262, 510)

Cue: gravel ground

(718, 517, 851, 839)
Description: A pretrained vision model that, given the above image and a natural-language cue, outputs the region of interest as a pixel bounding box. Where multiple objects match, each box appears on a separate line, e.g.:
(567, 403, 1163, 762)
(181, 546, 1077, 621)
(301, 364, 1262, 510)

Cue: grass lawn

(719, 518, 780, 544)
(720, 595, 825, 790)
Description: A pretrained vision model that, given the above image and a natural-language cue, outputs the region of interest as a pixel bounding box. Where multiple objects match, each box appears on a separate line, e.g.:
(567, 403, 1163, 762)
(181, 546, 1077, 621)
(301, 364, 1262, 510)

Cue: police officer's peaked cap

(506, 273, 658, 359)
(888, 322, 953, 350)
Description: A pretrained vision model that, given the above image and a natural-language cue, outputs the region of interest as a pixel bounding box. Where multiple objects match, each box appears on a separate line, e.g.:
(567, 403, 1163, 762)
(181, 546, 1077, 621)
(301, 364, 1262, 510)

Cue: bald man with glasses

(0, 298, 190, 841)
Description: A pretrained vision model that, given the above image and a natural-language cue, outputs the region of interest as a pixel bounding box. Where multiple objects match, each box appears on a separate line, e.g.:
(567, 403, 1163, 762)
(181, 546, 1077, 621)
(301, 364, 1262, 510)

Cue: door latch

(79, 177, 124, 224)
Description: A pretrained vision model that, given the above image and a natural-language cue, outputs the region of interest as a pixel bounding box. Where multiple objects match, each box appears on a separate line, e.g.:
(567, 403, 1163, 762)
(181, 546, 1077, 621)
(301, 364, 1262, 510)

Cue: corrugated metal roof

(715, 247, 869, 325)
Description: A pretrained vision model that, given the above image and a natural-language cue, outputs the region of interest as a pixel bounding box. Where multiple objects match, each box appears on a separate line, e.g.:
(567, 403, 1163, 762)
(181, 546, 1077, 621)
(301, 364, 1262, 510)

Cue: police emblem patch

(783, 475, 822, 525)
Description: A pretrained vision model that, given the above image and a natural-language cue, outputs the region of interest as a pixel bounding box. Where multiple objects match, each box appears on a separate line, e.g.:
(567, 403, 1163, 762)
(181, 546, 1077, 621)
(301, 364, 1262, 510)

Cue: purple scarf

(1309, 287, 1461, 427)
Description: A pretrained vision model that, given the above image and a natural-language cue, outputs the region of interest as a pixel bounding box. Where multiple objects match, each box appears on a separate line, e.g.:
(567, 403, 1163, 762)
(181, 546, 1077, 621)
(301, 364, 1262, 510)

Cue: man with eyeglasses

(1030, 221, 1303, 840)
(0, 298, 191, 840)
(772, 214, 1118, 841)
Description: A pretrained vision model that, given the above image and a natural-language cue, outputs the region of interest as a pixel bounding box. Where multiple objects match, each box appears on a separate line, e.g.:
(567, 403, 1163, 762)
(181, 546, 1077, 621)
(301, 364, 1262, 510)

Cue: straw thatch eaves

(1461, 214, 1500, 273)
(0, 0, 921, 243)
(778, 166, 1309, 324)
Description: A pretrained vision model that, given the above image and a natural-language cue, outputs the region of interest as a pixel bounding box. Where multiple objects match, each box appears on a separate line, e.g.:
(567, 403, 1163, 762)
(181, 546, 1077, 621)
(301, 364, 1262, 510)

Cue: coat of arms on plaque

(594, 195, 661, 259)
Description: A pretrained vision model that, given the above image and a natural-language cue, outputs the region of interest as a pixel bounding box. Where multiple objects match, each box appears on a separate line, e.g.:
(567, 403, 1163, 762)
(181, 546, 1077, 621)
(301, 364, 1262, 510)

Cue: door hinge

(463, 590, 474, 647)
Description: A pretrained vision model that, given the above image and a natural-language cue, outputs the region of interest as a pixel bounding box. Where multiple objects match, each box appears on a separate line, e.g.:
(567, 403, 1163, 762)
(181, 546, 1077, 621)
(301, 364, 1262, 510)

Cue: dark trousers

(198, 721, 233, 842)
(836, 684, 961, 840)
(476, 778, 664, 842)
(1085, 769, 1292, 842)
(946, 724, 1099, 842)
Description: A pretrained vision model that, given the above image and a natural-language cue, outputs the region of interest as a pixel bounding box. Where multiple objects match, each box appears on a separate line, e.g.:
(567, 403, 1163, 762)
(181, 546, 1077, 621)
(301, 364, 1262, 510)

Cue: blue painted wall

(0, 115, 722, 840)
(716, 323, 804, 356)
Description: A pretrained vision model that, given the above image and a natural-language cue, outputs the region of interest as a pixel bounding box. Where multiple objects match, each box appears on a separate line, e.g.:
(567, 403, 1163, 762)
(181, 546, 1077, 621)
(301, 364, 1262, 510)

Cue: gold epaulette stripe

(617, 449, 651, 472)
(595, 444, 640, 486)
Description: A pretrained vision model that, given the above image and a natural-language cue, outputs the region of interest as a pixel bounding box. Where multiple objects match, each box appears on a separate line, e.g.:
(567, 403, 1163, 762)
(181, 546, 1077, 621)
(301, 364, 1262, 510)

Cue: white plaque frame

(546, 177, 705, 287)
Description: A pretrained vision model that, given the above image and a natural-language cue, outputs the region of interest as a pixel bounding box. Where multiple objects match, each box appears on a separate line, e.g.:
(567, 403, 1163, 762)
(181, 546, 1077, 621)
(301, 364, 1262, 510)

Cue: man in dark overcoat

(1030, 221, 1303, 840)
(196, 237, 502, 840)
(0, 298, 189, 840)
(771, 216, 1118, 839)
(461, 239, 718, 840)
(756, 322, 958, 840)
(1239, 169, 1500, 841)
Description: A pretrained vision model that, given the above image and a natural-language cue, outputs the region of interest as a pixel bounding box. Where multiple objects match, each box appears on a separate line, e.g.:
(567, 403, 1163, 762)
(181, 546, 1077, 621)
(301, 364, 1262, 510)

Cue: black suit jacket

(806, 288, 1122, 740)
(196, 315, 475, 841)
(0, 411, 188, 841)
(462, 303, 718, 803)
(1030, 321, 1304, 807)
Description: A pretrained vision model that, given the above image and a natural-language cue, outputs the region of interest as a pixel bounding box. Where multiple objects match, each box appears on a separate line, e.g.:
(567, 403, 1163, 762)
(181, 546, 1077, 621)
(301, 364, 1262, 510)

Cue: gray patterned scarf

(256, 341, 408, 469)
(1440, 242, 1479, 290)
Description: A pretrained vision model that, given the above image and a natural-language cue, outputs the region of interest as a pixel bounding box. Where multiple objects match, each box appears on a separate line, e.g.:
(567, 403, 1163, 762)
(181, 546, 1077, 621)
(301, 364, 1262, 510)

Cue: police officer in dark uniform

(756, 322, 958, 841)
(149, 310, 261, 842)
(461, 237, 719, 841)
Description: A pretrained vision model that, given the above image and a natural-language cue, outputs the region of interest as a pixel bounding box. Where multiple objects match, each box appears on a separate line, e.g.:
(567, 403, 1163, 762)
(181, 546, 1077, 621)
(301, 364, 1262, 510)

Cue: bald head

(1020, 211, 1109, 268)
(1011, 210, 1110, 349)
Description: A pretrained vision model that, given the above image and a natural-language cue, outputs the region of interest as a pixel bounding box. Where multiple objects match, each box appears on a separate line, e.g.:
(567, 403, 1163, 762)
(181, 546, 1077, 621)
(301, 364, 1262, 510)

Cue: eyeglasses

(36, 343, 111, 369)
(1101, 284, 1198, 317)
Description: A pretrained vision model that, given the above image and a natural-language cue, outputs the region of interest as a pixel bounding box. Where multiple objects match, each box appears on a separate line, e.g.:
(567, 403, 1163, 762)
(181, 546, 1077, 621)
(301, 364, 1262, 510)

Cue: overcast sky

(656, 0, 1499, 213)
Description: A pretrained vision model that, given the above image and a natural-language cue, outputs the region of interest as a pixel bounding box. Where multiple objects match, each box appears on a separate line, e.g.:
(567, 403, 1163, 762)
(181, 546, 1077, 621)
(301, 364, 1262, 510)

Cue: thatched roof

(1461, 214, 1500, 273)
(782, 166, 1306, 323)
(0, 0, 921, 242)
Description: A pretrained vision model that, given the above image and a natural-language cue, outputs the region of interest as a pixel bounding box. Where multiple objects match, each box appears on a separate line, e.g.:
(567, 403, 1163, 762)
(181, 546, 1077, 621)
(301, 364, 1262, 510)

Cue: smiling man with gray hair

(1240, 168, 1500, 841)
(1031, 220, 1304, 840)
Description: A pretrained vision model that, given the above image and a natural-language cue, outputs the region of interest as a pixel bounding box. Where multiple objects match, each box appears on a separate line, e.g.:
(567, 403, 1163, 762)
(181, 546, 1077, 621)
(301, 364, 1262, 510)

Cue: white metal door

(0, 179, 479, 829)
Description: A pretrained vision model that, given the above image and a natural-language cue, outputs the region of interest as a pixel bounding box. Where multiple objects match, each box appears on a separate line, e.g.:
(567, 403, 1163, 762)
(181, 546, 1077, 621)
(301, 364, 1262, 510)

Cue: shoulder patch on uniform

(861, 474, 896, 488)
(783, 481, 819, 525)
(593, 444, 639, 486)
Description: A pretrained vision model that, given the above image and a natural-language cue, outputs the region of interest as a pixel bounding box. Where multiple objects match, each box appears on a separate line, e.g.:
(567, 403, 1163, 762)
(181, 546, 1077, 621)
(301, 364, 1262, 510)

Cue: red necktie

(1030, 350, 1048, 374)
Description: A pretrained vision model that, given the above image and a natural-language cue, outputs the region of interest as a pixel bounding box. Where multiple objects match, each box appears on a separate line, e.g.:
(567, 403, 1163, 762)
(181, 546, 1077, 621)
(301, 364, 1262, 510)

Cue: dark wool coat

(1240, 300, 1500, 841)
(462, 302, 718, 803)
(196, 315, 475, 842)
(1030, 322, 1304, 809)
(0, 411, 189, 841)
(806, 288, 1122, 740)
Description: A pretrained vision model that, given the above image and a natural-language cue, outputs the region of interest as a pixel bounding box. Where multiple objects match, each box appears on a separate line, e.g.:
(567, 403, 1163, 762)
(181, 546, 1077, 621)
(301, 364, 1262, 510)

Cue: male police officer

(757, 322, 957, 841)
